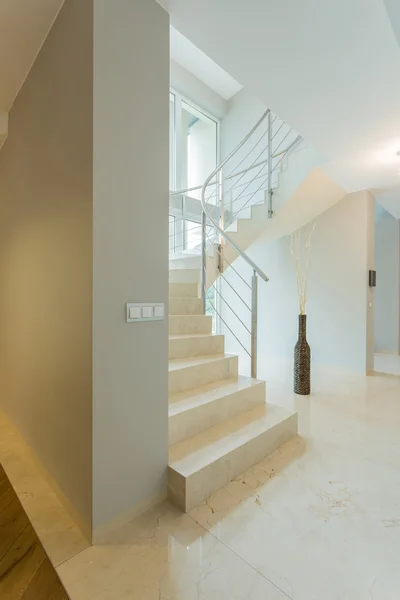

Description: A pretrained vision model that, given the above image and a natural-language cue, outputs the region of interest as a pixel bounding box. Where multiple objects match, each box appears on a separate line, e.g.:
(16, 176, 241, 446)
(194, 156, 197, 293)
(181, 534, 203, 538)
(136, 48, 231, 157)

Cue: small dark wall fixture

(369, 270, 376, 288)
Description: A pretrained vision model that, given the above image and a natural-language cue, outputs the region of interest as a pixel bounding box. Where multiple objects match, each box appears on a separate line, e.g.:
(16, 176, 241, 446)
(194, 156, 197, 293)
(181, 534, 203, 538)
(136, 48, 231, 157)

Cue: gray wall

(0, 0, 93, 530)
(92, 0, 169, 530)
(374, 206, 400, 354)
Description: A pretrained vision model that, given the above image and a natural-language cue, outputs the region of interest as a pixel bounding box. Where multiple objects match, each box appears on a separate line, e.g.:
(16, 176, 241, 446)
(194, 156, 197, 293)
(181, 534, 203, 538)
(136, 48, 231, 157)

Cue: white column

(92, 0, 169, 535)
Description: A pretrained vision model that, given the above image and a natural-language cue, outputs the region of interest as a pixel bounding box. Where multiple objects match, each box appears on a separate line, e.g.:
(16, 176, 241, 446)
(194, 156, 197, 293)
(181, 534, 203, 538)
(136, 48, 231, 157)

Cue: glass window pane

(184, 219, 213, 252)
(169, 215, 175, 252)
(169, 93, 175, 191)
(182, 101, 217, 201)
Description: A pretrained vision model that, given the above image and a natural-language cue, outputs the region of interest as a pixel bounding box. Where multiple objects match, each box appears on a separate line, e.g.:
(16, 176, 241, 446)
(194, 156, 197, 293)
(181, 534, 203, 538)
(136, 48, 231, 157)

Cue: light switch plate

(129, 306, 141, 320)
(141, 306, 153, 319)
(154, 305, 164, 318)
(126, 303, 165, 323)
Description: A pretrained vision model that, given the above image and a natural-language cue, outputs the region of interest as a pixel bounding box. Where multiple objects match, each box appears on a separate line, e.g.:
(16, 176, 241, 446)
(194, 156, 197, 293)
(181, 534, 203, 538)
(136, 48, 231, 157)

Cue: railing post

(267, 111, 273, 219)
(201, 210, 207, 314)
(218, 169, 224, 274)
(251, 270, 258, 378)
(181, 194, 186, 250)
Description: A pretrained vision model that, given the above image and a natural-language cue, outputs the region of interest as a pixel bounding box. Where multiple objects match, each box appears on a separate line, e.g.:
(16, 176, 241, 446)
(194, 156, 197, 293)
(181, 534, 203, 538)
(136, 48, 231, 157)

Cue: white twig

(290, 222, 316, 315)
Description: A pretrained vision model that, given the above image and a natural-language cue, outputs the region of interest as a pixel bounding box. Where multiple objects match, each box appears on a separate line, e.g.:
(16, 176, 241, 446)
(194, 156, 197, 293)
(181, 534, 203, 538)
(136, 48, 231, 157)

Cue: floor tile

(188, 367, 400, 600)
(58, 502, 289, 600)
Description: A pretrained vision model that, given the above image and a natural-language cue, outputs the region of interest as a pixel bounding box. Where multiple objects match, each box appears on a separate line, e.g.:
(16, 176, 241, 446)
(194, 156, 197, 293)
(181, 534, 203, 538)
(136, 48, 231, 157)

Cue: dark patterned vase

(294, 314, 310, 395)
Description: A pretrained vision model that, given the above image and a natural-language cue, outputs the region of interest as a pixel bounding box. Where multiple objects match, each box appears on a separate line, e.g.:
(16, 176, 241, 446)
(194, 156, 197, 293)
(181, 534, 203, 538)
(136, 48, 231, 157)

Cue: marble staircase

(168, 267, 298, 512)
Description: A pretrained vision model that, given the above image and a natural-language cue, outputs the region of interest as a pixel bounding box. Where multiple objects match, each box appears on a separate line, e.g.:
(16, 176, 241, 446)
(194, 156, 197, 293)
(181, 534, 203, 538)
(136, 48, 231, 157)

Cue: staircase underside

(170, 168, 346, 282)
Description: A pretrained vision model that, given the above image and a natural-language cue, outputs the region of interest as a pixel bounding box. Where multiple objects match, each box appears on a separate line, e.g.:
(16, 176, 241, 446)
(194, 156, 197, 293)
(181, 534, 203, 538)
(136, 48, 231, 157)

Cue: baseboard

(92, 486, 167, 545)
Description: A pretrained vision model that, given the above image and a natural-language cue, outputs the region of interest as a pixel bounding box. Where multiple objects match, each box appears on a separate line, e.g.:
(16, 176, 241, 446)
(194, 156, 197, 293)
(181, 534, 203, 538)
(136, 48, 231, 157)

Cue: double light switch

(126, 303, 165, 322)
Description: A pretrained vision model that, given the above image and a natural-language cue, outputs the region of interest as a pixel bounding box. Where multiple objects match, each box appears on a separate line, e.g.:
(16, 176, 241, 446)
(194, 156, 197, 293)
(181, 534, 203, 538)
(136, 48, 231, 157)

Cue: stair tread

(169, 375, 265, 414)
(169, 353, 235, 372)
(169, 268, 200, 273)
(169, 403, 295, 477)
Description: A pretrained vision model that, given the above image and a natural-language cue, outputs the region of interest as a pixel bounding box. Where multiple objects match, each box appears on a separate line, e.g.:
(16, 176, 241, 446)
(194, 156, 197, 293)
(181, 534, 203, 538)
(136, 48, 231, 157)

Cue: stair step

(169, 253, 201, 270)
(169, 282, 199, 298)
(169, 354, 238, 395)
(169, 334, 224, 360)
(169, 269, 201, 284)
(250, 203, 267, 220)
(169, 376, 266, 445)
(169, 315, 212, 335)
(168, 403, 298, 512)
(169, 297, 203, 316)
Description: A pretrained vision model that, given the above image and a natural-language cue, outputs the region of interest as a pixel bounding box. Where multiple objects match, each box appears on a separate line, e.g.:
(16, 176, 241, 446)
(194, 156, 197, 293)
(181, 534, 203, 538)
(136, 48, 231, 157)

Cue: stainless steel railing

(169, 108, 301, 378)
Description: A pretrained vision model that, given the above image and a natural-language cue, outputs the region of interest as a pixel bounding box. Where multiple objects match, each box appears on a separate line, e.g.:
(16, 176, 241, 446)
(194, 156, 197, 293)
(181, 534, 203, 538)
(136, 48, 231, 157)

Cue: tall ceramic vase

(294, 314, 310, 395)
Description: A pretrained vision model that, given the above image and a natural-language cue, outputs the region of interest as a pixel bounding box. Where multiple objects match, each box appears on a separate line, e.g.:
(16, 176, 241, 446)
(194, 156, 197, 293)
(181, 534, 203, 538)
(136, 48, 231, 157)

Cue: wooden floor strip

(0, 465, 69, 600)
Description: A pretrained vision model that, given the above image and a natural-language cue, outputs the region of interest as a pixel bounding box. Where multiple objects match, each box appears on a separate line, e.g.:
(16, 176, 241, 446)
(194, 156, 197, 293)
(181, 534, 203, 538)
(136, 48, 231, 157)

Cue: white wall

(221, 89, 266, 155)
(170, 60, 227, 120)
(93, 0, 169, 532)
(220, 88, 325, 224)
(0, 0, 93, 534)
(221, 191, 375, 377)
(374, 206, 400, 354)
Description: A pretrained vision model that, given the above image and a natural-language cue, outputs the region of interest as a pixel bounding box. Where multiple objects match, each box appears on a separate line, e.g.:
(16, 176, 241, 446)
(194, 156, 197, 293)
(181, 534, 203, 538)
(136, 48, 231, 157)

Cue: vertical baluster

(201, 210, 207, 314)
(251, 270, 258, 378)
(267, 111, 273, 219)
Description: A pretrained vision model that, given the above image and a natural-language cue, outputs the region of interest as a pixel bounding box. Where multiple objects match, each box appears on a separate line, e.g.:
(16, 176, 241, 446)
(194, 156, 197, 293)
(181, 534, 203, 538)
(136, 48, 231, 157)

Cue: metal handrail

(169, 107, 301, 379)
(169, 135, 301, 198)
(200, 109, 271, 283)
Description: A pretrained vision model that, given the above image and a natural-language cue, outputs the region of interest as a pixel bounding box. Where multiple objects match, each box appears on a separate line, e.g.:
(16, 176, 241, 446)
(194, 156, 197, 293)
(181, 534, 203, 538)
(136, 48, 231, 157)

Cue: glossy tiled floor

(375, 352, 400, 376)
(2, 365, 400, 600)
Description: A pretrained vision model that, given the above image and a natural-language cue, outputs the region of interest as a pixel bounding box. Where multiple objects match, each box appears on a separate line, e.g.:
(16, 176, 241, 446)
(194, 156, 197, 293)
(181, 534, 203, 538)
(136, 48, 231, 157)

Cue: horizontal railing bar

(225, 121, 271, 180)
(270, 121, 285, 143)
(271, 128, 292, 156)
(169, 136, 301, 203)
(207, 236, 252, 290)
(273, 135, 302, 158)
(207, 295, 251, 358)
(228, 135, 303, 223)
(170, 181, 218, 197)
(211, 283, 251, 334)
(227, 157, 269, 210)
(205, 248, 252, 311)
(225, 135, 299, 182)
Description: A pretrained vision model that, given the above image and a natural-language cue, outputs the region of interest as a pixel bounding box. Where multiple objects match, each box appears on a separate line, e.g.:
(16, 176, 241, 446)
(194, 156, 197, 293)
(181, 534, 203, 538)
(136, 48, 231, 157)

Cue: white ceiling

(0, 0, 63, 111)
(160, 0, 400, 214)
(170, 26, 242, 101)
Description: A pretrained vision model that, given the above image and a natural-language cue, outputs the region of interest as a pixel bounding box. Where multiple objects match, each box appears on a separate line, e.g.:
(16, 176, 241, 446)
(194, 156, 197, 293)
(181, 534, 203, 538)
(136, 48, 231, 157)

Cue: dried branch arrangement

(290, 222, 316, 315)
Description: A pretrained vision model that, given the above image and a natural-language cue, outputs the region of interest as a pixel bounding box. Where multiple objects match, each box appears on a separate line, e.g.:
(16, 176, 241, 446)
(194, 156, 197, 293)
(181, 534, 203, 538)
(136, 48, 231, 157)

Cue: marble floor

(1, 366, 400, 600)
(375, 352, 400, 376)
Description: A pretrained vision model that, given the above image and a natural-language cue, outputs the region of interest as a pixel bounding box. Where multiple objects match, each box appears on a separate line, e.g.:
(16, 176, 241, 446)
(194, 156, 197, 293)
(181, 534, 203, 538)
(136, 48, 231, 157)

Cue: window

(182, 101, 217, 201)
(169, 91, 220, 253)
(169, 215, 175, 252)
(169, 93, 175, 191)
(169, 91, 219, 196)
